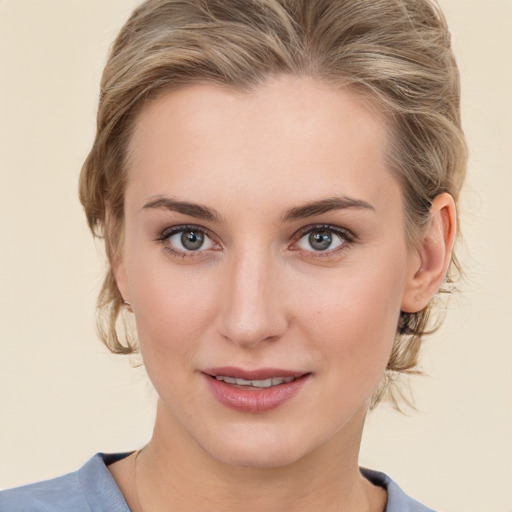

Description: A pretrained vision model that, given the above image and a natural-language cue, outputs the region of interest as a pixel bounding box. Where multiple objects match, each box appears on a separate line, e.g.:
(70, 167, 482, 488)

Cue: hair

(79, 0, 467, 409)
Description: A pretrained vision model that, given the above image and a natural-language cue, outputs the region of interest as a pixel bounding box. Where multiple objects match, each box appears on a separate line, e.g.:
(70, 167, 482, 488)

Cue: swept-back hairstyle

(79, 0, 467, 408)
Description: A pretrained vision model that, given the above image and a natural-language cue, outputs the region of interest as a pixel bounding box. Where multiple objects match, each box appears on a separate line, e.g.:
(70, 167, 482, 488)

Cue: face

(116, 76, 421, 468)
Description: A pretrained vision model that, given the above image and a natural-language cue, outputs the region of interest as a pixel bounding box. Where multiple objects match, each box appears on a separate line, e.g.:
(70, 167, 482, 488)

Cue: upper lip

(202, 367, 308, 380)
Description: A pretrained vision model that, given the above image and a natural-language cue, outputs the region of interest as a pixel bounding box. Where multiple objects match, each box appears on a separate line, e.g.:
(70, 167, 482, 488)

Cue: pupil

(181, 230, 204, 250)
(309, 230, 332, 251)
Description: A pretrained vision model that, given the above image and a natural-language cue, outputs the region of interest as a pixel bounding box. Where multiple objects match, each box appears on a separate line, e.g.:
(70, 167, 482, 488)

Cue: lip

(201, 367, 311, 414)
(203, 366, 305, 380)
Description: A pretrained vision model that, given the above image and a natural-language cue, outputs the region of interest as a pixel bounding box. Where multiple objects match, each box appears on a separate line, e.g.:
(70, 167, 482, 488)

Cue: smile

(213, 375, 296, 388)
(202, 368, 311, 413)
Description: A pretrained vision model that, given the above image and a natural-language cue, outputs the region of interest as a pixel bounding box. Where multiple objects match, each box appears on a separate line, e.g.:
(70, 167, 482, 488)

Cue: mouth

(212, 375, 298, 389)
(202, 367, 309, 388)
(201, 367, 311, 413)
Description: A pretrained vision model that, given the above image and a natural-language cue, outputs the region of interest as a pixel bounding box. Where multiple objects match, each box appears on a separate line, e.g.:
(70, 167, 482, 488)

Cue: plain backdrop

(0, 1, 511, 510)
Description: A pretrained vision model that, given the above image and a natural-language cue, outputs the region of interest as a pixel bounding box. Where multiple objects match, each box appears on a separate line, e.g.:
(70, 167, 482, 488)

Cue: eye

(169, 229, 212, 251)
(158, 225, 218, 256)
(294, 225, 352, 253)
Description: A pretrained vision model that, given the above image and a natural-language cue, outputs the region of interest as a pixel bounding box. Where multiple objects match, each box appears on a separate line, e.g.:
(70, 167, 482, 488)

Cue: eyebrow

(142, 194, 375, 223)
(281, 196, 375, 221)
(142, 196, 221, 222)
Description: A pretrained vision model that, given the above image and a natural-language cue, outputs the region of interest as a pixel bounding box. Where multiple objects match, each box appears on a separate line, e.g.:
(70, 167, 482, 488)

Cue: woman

(0, 0, 466, 511)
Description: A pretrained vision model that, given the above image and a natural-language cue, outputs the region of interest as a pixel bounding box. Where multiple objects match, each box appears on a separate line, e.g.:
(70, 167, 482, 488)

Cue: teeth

(272, 376, 295, 385)
(215, 375, 296, 388)
(236, 377, 256, 386)
(252, 379, 272, 388)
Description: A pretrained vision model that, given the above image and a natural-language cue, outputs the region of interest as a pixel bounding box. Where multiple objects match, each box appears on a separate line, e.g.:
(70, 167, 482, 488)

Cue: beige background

(0, 1, 511, 510)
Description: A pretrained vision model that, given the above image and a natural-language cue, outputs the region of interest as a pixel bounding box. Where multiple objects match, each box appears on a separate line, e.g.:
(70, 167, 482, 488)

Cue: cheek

(297, 259, 406, 382)
(126, 247, 219, 370)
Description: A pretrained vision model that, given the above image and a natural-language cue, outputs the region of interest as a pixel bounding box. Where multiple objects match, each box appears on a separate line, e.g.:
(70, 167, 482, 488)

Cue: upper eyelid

(158, 224, 215, 240)
(291, 224, 356, 242)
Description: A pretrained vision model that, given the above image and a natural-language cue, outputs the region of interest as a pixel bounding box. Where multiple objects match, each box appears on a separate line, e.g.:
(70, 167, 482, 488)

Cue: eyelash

(156, 224, 220, 259)
(156, 223, 357, 259)
(290, 224, 356, 259)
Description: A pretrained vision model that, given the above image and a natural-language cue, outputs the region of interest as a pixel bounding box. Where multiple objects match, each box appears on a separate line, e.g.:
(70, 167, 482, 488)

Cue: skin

(110, 75, 456, 512)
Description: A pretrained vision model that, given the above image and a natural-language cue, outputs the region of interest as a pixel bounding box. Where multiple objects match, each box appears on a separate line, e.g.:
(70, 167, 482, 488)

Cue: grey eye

(296, 228, 344, 252)
(308, 230, 333, 251)
(181, 230, 204, 250)
(167, 229, 214, 252)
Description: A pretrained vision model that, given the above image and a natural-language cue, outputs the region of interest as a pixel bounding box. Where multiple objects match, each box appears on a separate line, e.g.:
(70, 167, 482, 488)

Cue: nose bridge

(219, 243, 286, 348)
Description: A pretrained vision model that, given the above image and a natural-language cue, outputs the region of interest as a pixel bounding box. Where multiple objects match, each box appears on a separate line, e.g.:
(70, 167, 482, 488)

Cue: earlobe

(401, 193, 457, 313)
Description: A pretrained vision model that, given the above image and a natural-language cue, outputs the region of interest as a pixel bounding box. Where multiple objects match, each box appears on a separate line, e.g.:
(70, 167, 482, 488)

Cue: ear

(105, 204, 131, 305)
(401, 193, 457, 313)
(113, 251, 131, 306)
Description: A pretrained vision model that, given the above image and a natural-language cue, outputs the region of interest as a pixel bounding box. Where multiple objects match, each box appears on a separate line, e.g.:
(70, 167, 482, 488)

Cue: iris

(309, 230, 333, 251)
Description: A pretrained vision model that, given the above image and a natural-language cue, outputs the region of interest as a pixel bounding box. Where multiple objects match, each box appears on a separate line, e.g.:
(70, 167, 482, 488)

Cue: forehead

(125, 76, 398, 215)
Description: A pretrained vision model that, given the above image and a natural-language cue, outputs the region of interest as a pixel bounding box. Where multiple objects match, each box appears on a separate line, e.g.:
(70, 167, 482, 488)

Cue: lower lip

(203, 374, 310, 413)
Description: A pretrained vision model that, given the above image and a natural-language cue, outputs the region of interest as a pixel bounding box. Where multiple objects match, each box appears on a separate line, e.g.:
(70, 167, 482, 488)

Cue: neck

(132, 400, 385, 512)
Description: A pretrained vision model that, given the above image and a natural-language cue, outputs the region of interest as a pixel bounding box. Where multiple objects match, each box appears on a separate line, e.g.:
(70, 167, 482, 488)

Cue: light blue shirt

(0, 453, 435, 511)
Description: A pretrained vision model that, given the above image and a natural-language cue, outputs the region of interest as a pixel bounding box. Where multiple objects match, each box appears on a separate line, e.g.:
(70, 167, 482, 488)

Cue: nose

(217, 247, 289, 350)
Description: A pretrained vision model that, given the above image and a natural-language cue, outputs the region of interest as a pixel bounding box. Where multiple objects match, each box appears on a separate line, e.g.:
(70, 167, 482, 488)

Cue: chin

(198, 427, 310, 469)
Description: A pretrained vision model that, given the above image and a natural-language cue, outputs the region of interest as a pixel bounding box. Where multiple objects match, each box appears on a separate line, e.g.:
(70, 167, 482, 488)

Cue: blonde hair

(79, 0, 467, 408)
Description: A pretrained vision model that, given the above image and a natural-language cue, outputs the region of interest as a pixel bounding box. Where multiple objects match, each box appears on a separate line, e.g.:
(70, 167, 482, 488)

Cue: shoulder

(0, 453, 132, 512)
(361, 468, 436, 512)
(0, 471, 83, 512)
